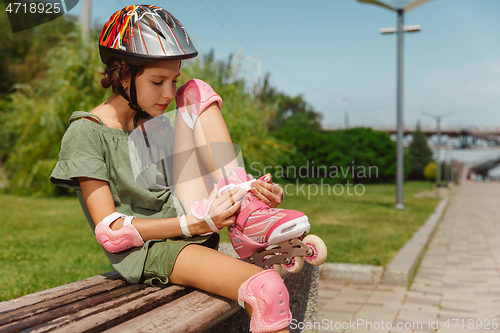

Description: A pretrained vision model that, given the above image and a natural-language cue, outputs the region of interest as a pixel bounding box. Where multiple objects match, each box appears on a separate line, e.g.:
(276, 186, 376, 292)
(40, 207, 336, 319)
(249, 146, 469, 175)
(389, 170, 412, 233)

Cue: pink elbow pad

(95, 212, 144, 253)
(238, 270, 292, 332)
(175, 79, 222, 129)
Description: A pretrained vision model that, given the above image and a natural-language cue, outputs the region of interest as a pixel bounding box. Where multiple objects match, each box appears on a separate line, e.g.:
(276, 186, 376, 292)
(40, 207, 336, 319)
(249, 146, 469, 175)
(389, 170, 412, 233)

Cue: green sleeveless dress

(50, 111, 219, 286)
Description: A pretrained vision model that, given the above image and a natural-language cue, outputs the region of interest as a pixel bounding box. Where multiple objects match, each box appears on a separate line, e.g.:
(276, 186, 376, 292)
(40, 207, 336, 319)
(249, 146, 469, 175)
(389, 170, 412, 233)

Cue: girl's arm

(79, 177, 244, 241)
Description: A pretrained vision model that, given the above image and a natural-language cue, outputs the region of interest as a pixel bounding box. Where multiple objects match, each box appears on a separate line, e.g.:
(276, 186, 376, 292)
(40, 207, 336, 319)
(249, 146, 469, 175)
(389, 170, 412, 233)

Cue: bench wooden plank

(0, 271, 122, 314)
(0, 248, 319, 333)
(32, 285, 192, 333)
(0, 282, 146, 333)
(0, 278, 128, 329)
(103, 290, 241, 333)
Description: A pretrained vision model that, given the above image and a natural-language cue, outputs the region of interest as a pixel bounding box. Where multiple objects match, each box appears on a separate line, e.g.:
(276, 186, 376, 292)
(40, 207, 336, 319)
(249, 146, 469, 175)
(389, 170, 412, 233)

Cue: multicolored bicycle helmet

(99, 5, 197, 116)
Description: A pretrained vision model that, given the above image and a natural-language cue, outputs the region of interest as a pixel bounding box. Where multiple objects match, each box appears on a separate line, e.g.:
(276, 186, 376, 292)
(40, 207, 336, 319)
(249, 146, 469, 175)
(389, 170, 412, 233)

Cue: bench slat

(102, 290, 241, 333)
(34, 285, 191, 333)
(0, 271, 122, 314)
(0, 277, 128, 328)
(0, 283, 146, 333)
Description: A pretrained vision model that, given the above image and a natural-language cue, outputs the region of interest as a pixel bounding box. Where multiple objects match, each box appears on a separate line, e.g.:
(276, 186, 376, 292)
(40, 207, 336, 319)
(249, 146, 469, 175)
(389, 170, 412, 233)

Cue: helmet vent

(164, 13, 175, 29)
(150, 24, 166, 40)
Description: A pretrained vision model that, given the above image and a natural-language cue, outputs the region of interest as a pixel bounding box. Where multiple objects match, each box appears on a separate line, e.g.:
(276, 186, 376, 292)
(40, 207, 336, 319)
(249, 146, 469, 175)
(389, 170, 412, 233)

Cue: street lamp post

(331, 97, 349, 129)
(395, 8, 405, 209)
(82, 0, 92, 40)
(444, 149, 450, 184)
(357, 0, 433, 209)
(422, 111, 456, 187)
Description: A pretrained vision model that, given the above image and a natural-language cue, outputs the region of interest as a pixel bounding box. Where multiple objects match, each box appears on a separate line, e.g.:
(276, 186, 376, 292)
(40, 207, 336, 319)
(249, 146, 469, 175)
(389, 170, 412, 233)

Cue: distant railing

(321, 126, 500, 149)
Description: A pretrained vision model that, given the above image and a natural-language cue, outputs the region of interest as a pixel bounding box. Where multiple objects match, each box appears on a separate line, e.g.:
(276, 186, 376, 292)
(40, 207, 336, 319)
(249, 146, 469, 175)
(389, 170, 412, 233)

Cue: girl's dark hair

(100, 58, 147, 93)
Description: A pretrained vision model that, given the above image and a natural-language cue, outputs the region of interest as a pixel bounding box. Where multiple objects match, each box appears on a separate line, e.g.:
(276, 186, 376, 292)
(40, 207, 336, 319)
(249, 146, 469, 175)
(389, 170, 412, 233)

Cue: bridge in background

(468, 156, 500, 177)
(323, 125, 500, 178)
(323, 126, 500, 149)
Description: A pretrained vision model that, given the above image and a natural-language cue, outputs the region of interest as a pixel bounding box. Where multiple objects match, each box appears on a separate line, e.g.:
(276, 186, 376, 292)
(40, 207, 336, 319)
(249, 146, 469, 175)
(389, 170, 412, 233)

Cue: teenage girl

(51, 5, 308, 332)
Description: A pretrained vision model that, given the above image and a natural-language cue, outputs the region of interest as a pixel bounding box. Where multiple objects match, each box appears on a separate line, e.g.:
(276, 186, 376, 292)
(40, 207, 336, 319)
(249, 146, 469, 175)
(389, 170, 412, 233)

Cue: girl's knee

(238, 270, 291, 333)
(175, 79, 222, 129)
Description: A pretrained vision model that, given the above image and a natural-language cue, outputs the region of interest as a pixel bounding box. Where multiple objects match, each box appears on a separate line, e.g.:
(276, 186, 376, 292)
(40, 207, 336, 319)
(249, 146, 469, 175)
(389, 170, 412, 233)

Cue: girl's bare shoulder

(84, 104, 108, 124)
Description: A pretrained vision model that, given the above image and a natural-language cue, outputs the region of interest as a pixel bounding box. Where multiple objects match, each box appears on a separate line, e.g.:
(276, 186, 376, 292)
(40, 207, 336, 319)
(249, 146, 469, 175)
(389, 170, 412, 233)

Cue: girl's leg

(168, 244, 290, 333)
(192, 103, 240, 183)
(172, 105, 218, 211)
(173, 102, 239, 211)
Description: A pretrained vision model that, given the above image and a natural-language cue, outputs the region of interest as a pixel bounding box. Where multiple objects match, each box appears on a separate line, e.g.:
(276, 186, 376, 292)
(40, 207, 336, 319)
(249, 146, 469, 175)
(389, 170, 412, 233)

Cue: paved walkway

(316, 182, 500, 333)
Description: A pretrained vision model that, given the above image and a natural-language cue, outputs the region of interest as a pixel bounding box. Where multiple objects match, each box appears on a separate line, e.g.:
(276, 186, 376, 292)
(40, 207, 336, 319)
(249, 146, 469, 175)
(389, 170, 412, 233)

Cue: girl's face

(134, 60, 181, 116)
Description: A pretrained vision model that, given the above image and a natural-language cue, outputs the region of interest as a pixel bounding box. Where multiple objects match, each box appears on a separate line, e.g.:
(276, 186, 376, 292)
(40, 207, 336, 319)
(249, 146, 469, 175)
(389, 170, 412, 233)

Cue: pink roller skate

(218, 167, 327, 273)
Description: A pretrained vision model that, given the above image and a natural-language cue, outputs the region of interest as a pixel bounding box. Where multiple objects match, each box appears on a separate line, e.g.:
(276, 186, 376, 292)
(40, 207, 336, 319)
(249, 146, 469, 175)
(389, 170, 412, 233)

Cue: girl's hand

(188, 185, 245, 234)
(250, 174, 284, 208)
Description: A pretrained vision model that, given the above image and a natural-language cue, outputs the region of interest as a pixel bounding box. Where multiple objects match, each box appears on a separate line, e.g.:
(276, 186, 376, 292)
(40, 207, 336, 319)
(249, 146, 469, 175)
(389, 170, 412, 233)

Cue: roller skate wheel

(282, 256, 304, 274)
(303, 234, 327, 266)
(263, 254, 282, 275)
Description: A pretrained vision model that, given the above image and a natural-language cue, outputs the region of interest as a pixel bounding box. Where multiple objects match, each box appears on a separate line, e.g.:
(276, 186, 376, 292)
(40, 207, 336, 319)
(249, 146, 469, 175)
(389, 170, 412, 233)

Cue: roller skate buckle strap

(217, 179, 256, 197)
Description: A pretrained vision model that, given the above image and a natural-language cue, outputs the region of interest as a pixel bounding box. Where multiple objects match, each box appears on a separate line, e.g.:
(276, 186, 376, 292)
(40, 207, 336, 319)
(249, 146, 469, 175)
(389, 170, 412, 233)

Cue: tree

(408, 123, 433, 180)
(0, 1, 79, 96)
(3, 29, 107, 196)
(0, 3, 80, 163)
(257, 73, 322, 131)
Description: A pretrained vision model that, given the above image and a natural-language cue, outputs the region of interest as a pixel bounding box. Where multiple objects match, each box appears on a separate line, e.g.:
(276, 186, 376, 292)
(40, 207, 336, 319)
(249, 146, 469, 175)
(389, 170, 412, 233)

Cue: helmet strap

(115, 66, 150, 127)
(128, 66, 145, 114)
(128, 66, 141, 112)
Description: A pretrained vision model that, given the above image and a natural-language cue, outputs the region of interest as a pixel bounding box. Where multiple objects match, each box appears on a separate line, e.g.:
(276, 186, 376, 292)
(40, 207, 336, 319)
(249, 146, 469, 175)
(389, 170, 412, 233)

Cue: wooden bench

(0, 246, 319, 333)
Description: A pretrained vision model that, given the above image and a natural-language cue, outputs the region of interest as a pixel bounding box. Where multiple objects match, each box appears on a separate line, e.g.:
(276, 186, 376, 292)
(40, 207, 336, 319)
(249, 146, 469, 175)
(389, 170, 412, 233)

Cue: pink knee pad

(238, 270, 292, 332)
(95, 212, 144, 253)
(175, 79, 222, 129)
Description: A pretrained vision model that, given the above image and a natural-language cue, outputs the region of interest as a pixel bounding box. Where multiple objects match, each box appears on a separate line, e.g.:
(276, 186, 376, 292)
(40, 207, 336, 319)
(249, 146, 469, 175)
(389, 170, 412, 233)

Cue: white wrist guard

(179, 215, 192, 237)
(190, 199, 219, 233)
(95, 212, 144, 253)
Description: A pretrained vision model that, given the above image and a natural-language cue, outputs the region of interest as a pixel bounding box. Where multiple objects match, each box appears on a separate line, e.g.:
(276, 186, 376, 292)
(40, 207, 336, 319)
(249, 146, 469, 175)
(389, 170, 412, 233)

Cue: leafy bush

(257, 74, 322, 132)
(0, 1, 79, 96)
(424, 161, 437, 181)
(3, 29, 107, 196)
(272, 127, 411, 184)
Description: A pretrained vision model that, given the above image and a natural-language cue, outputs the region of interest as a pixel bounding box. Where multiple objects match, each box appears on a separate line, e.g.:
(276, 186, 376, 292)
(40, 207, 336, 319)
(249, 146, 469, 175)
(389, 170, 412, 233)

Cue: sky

(63, 0, 500, 132)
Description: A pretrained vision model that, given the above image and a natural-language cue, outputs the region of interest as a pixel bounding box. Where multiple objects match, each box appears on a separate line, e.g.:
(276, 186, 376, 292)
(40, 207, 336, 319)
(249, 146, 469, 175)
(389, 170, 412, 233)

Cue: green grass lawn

(0, 181, 440, 302)
(0, 194, 113, 302)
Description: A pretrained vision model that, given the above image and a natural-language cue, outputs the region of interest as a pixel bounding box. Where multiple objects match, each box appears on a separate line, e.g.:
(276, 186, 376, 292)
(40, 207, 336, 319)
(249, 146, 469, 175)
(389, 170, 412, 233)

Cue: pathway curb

(319, 263, 383, 284)
(380, 196, 449, 285)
